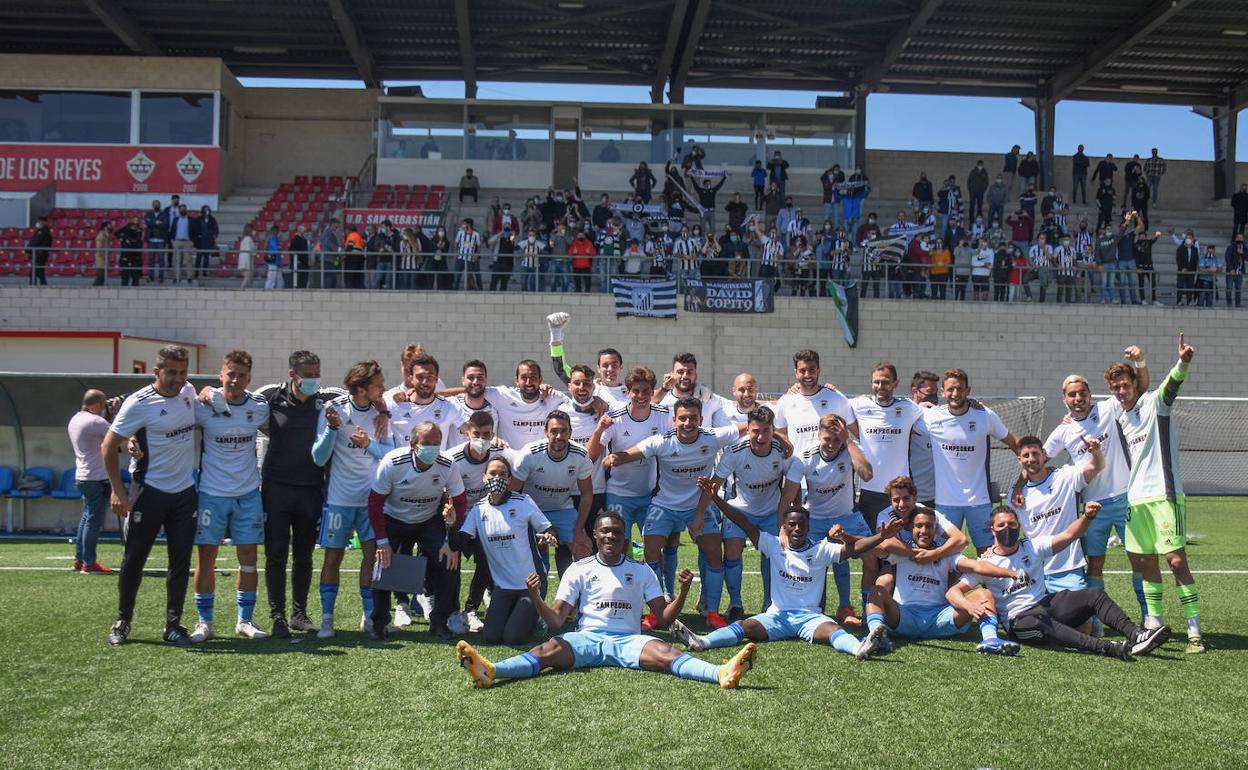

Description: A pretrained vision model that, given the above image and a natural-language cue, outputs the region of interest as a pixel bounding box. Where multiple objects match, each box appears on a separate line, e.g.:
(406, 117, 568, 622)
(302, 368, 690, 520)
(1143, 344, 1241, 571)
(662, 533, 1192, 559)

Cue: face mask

(1185, 239, 1193, 246)
(868, 217, 876, 224)
(414, 444, 440, 465)
(995, 526, 1021, 548)
(297, 377, 320, 396)
(730, 235, 739, 243)
(503, 207, 510, 213)
(468, 437, 491, 455)
(484, 475, 510, 498)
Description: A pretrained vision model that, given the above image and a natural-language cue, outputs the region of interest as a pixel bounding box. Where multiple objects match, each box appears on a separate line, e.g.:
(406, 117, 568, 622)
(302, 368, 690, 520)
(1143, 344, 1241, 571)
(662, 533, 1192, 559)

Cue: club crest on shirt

(837, 462, 846, 472)
(700, 446, 709, 454)
(507, 508, 516, 517)
(159, 409, 168, 416)
(536, 467, 544, 473)
(624, 572, 634, 584)
(772, 461, 780, 470)
(1022, 555, 1030, 565)
(184, 397, 192, 410)
(968, 420, 977, 431)
(895, 405, 904, 416)
(567, 466, 575, 475)
(820, 400, 828, 408)
(245, 410, 254, 422)
(432, 475, 441, 483)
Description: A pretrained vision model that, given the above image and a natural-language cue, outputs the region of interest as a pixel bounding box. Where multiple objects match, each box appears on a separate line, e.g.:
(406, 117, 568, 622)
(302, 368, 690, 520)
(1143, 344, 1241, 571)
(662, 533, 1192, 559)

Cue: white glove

(546, 312, 570, 345)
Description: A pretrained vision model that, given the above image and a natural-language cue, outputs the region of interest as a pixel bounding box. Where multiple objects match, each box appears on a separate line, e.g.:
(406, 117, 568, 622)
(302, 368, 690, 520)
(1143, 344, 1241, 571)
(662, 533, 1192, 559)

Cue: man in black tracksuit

(256, 350, 348, 637)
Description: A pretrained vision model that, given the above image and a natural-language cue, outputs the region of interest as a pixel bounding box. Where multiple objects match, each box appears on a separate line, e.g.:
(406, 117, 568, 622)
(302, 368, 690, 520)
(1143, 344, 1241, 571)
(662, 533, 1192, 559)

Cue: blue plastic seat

(50, 468, 82, 500)
(0, 466, 13, 495)
(9, 466, 54, 498)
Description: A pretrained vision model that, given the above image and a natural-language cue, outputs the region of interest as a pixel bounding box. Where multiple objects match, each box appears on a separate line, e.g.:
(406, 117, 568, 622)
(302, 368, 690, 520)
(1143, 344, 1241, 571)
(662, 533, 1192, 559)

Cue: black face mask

(995, 526, 1021, 548)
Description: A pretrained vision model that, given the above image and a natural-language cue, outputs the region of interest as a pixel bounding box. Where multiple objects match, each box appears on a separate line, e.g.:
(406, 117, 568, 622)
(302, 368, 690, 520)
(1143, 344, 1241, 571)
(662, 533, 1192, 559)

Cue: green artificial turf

(1, 498, 1244, 769)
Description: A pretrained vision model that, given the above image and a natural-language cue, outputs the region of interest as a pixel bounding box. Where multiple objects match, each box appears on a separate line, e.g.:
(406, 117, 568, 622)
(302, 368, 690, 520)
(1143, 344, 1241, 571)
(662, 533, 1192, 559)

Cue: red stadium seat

(311, 175, 326, 185)
(328, 176, 344, 186)
(295, 175, 309, 185)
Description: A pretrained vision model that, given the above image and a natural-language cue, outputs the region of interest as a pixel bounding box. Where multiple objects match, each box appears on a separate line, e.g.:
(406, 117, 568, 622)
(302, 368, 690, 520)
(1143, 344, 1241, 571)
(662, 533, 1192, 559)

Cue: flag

(611, 277, 678, 319)
(827, 279, 859, 348)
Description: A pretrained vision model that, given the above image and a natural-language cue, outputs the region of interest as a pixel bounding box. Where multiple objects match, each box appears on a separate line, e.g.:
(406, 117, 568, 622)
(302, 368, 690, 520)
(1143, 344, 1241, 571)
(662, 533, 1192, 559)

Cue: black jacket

(912, 179, 933, 204)
(257, 381, 347, 487)
(26, 226, 52, 261)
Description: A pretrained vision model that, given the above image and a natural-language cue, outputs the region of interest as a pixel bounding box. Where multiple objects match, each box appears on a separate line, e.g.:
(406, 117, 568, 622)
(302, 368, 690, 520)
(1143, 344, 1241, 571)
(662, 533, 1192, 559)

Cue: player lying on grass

(950, 503, 1172, 660)
(669, 477, 903, 660)
(858, 507, 1023, 657)
(455, 510, 757, 689)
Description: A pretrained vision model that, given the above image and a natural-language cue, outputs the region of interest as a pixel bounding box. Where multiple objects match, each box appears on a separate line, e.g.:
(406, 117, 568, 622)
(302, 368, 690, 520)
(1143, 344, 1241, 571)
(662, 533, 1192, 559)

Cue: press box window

(140, 92, 214, 145)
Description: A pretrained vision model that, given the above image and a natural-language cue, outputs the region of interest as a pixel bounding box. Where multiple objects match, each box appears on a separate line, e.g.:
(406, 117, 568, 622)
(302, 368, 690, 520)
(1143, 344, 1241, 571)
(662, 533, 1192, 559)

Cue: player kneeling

(860, 508, 1022, 657)
(669, 478, 902, 659)
(456, 510, 756, 689)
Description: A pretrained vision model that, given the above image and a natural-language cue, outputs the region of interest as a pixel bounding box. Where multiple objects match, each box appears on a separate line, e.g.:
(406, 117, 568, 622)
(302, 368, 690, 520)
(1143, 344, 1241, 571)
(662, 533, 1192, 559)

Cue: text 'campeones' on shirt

(460, 492, 551, 591)
(772, 387, 856, 458)
(555, 553, 664, 634)
(371, 446, 464, 524)
(317, 395, 395, 507)
(636, 426, 739, 511)
(512, 439, 595, 512)
(963, 536, 1055, 625)
(922, 403, 1009, 506)
(447, 441, 513, 504)
(1020, 463, 1087, 575)
(598, 404, 672, 497)
(893, 551, 962, 607)
(110, 382, 199, 493)
(195, 390, 270, 498)
(487, 386, 573, 450)
(849, 395, 924, 494)
(785, 445, 856, 519)
(757, 531, 843, 613)
(388, 395, 462, 449)
(715, 437, 793, 514)
(1043, 401, 1129, 502)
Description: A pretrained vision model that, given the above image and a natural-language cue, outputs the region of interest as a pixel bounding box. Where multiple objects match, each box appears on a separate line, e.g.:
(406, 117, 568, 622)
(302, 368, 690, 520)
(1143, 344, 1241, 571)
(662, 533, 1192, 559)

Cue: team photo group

(70, 311, 1205, 692)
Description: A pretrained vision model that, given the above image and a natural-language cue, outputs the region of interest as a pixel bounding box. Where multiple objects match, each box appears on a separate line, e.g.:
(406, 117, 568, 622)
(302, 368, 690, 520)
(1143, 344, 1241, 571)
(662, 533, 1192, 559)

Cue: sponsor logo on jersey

(160, 409, 168, 416)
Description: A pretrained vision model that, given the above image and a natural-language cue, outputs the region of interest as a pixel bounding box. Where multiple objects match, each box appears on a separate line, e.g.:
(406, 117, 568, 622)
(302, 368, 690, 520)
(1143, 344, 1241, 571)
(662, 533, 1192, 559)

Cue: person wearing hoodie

(1017, 152, 1040, 190)
(911, 172, 934, 209)
(966, 160, 989, 221)
(986, 175, 1009, 228)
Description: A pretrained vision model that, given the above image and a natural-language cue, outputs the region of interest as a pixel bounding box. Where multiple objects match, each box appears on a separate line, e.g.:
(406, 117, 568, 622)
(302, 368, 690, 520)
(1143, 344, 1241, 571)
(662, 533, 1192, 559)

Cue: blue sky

(240, 78, 1247, 160)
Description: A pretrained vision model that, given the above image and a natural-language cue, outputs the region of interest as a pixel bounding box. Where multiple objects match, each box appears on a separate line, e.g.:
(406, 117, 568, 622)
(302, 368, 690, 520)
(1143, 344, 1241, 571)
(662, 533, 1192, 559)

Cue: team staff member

(256, 351, 348, 638)
(102, 345, 199, 647)
(67, 389, 115, 574)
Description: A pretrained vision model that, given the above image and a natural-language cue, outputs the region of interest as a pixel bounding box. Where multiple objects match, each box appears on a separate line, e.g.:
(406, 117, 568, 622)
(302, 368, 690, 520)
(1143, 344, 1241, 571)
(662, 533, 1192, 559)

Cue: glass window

(674, 112, 763, 168)
(581, 108, 673, 166)
(378, 102, 466, 159)
(0, 89, 130, 143)
(764, 113, 854, 169)
(140, 92, 214, 145)
(466, 105, 551, 162)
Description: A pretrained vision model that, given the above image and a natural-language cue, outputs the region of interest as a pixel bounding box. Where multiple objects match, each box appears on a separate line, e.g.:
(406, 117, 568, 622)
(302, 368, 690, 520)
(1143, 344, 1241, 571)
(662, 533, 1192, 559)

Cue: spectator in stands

(539, 189, 566, 231)
(820, 164, 845, 228)
(317, 218, 341, 289)
(725, 191, 748, 233)
(264, 224, 284, 290)
(929, 237, 951, 300)
(986, 174, 1008, 228)
(522, 199, 544, 235)
(567, 181, 590, 222)
(238, 227, 258, 293)
(1135, 226, 1161, 306)
(144, 199, 169, 283)
(116, 216, 144, 287)
(485, 197, 501, 229)
(1124, 154, 1143, 201)
(396, 226, 423, 291)
(775, 196, 797, 245)
(93, 221, 112, 286)
(843, 167, 870, 236)
(768, 151, 790, 198)
(695, 175, 727, 233)
(1094, 226, 1117, 303)
(370, 219, 399, 289)
(1226, 232, 1245, 308)
(1076, 242, 1097, 303)
(751, 160, 767, 209)
(990, 240, 1011, 301)
(454, 218, 482, 291)
(905, 232, 932, 299)
(596, 219, 621, 289)
(1018, 185, 1038, 223)
(569, 227, 597, 292)
(1006, 208, 1032, 257)
(763, 181, 783, 222)
(25, 216, 51, 286)
(1231, 184, 1248, 236)
(431, 225, 453, 290)
(459, 169, 481, 203)
(288, 224, 310, 289)
(1115, 217, 1142, 305)
(1095, 180, 1116, 231)
(1002, 144, 1020, 195)
(1093, 153, 1117, 190)
(1130, 179, 1151, 229)
(1144, 148, 1166, 204)
(1018, 152, 1040, 190)
(937, 176, 962, 238)
(598, 139, 621, 163)
(1071, 145, 1090, 204)
(1196, 245, 1222, 307)
(419, 135, 440, 158)
(488, 223, 517, 292)
(912, 172, 934, 209)
(192, 205, 218, 282)
(342, 224, 366, 289)
(591, 194, 612, 231)
(169, 202, 195, 284)
(1175, 234, 1199, 306)
(966, 160, 989, 222)
(970, 238, 992, 301)
(629, 161, 657, 204)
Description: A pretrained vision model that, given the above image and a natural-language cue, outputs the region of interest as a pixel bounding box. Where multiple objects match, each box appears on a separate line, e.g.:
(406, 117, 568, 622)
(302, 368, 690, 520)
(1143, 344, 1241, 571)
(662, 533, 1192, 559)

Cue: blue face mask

(414, 444, 440, 465)
(297, 377, 320, 396)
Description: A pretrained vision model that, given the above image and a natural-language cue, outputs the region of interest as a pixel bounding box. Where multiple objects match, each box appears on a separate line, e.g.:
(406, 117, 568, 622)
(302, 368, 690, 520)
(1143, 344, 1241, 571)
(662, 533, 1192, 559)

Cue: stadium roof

(4, 0, 1248, 108)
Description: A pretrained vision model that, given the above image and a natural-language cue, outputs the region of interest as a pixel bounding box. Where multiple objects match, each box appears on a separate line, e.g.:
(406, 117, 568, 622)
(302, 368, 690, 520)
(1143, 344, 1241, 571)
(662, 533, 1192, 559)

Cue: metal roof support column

(1212, 105, 1238, 200)
(1033, 99, 1055, 190)
(853, 88, 869, 174)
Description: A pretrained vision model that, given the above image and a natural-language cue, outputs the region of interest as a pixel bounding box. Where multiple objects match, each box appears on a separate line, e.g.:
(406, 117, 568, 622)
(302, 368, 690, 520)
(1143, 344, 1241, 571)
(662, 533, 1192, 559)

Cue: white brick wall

(1, 286, 1243, 397)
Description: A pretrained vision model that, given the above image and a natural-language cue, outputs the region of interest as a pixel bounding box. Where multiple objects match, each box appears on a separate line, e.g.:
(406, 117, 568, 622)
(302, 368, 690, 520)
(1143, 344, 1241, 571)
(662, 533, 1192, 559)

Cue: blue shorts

(544, 508, 578, 544)
(605, 494, 651, 538)
(891, 603, 969, 639)
(560, 630, 658, 669)
(939, 502, 994, 549)
(753, 609, 836, 643)
(723, 509, 779, 541)
(809, 513, 871, 542)
(1083, 493, 1128, 558)
(643, 504, 699, 538)
(318, 504, 373, 549)
(196, 489, 264, 546)
(1045, 567, 1088, 594)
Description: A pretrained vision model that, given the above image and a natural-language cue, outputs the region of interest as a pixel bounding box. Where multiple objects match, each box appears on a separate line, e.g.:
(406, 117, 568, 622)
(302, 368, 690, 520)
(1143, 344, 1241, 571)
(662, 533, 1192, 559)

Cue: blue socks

(703, 622, 745, 649)
(1131, 573, 1148, 620)
(866, 611, 885, 633)
(360, 587, 375, 615)
(494, 652, 542, 680)
(724, 558, 743, 609)
(979, 615, 1000, 641)
(236, 590, 256, 623)
(320, 583, 339, 617)
(832, 559, 851, 609)
(663, 546, 680, 596)
(194, 592, 214, 624)
(829, 628, 858, 654)
(671, 653, 721, 683)
(703, 564, 724, 615)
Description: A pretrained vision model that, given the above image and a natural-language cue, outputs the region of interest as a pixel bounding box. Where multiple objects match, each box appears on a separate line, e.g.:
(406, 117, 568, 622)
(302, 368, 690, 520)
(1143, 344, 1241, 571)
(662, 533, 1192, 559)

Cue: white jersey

(1020, 464, 1087, 575)
(908, 416, 936, 501)
(460, 492, 550, 590)
(449, 394, 500, 433)
(562, 405, 607, 494)
(194, 390, 269, 497)
(1043, 401, 1129, 502)
(964, 537, 1055, 624)
(923, 404, 1009, 506)
(513, 439, 594, 512)
(893, 551, 963, 607)
(773, 386, 856, 458)
(850, 395, 924, 493)
(110, 382, 198, 493)
(757, 532, 843, 612)
(318, 395, 395, 507)
(659, 386, 731, 428)
(786, 446, 856, 519)
(389, 395, 462, 449)
(446, 442, 512, 504)
(598, 404, 672, 497)
(371, 447, 464, 524)
(556, 553, 663, 633)
(637, 426, 739, 510)
(1111, 369, 1187, 504)
(715, 437, 792, 514)
(487, 386, 572, 449)
(875, 507, 956, 549)
(594, 382, 629, 406)
(717, 400, 756, 426)
(383, 381, 447, 405)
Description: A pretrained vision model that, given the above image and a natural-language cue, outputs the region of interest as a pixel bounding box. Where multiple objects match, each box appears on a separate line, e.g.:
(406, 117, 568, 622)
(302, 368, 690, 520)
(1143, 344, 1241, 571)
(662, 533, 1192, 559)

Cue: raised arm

(1051, 500, 1099, 553)
(648, 568, 693, 629)
(525, 573, 573, 629)
(955, 555, 1019, 581)
(602, 446, 644, 467)
(586, 413, 613, 462)
(846, 437, 872, 482)
(1080, 436, 1104, 484)
(697, 476, 759, 545)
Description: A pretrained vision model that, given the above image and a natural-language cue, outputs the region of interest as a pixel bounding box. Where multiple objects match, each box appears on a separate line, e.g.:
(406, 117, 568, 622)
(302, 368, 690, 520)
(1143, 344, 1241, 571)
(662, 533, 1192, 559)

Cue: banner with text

(344, 208, 444, 230)
(611, 277, 678, 319)
(683, 278, 774, 314)
(0, 144, 220, 195)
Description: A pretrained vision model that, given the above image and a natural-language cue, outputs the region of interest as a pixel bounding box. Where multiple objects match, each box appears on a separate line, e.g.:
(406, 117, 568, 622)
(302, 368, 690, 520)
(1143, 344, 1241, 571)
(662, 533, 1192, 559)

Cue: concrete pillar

(853, 89, 868, 173)
(1212, 105, 1237, 199)
(1033, 99, 1056, 190)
